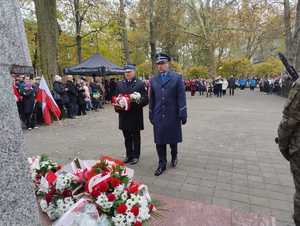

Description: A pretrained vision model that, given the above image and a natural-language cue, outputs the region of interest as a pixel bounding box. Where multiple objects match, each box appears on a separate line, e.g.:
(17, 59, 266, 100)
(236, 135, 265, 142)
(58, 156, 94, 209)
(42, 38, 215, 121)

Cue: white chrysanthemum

(125, 212, 136, 224)
(121, 191, 128, 201)
(55, 173, 73, 192)
(130, 195, 139, 204)
(40, 199, 48, 212)
(112, 214, 126, 226)
(125, 199, 135, 209)
(102, 201, 113, 209)
(113, 184, 125, 197)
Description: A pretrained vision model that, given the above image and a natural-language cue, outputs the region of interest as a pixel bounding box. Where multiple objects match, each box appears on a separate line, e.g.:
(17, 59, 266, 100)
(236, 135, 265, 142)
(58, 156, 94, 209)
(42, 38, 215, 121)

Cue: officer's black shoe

(123, 157, 132, 164)
(130, 158, 139, 165)
(154, 166, 166, 176)
(171, 158, 178, 168)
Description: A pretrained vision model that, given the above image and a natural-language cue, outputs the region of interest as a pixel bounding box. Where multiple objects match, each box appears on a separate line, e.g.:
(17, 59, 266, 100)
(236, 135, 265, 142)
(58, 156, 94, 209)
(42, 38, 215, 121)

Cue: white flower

(102, 201, 113, 209)
(125, 212, 136, 224)
(121, 191, 128, 201)
(40, 199, 48, 212)
(55, 173, 73, 192)
(130, 194, 139, 204)
(125, 199, 135, 209)
(112, 214, 126, 226)
(39, 176, 49, 193)
(113, 184, 125, 197)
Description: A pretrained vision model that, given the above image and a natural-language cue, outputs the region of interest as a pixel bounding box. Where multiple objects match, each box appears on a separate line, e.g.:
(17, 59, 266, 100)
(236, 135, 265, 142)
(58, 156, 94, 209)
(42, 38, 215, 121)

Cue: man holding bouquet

(114, 64, 149, 165)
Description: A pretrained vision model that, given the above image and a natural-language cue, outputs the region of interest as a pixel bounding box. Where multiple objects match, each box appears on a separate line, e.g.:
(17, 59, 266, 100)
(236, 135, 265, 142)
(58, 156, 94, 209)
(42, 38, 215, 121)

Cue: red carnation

(111, 177, 121, 188)
(130, 206, 139, 216)
(62, 189, 72, 198)
(116, 203, 127, 214)
(45, 192, 54, 203)
(128, 182, 139, 193)
(133, 221, 142, 226)
(98, 181, 109, 192)
(107, 193, 116, 202)
(149, 204, 155, 212)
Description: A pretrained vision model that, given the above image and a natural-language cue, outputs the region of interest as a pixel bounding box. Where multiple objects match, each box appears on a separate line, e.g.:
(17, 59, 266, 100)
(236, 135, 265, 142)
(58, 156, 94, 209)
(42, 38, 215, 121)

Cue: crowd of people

(13, 72, 284, 131)
(184, 76, 283, 97)
(13, 74, 119, 130)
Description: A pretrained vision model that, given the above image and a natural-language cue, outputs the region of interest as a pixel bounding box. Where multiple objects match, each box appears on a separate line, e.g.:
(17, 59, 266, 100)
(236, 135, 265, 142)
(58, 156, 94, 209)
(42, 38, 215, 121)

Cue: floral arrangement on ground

(28, 155, 157, 226)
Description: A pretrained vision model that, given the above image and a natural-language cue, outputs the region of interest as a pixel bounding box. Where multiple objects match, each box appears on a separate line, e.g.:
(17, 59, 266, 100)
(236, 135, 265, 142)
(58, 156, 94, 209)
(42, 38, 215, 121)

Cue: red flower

(128, 181, 139, 193)
(91, 181, 109, 197)
(149, 204, 155, 212)
(133, 221, 142, 226)
(98, 181, 109, 192)
(62, 189, 72, 198)
(45, 171, 57, 185)
(45, 191, 54, 203)
(130, 206, 139, 216)
(56, 165, 62, 171)
(111, 177, 121, 188)
(107, 193, 116, 202)
(116, 204, 127, 214)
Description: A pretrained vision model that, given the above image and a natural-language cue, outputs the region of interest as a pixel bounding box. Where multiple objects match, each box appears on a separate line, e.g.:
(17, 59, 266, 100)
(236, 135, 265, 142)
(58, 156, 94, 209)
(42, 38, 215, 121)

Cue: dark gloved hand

(275, 137, 279, 144)
(182, 119, 187, 125)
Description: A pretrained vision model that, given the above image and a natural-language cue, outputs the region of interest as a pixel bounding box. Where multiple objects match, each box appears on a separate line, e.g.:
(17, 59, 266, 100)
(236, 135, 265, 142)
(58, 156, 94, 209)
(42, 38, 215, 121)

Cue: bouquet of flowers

(29, 155, 156, 226)
(129, 92, 141, 104)
(112, 94, 131, 111)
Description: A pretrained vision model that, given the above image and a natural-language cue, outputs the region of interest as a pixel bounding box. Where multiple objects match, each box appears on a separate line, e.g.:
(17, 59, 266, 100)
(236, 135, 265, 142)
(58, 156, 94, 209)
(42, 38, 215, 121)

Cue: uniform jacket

(115, 78, 148, 131)
(149, 70, 187, 145)
(278, 78, 300, 159)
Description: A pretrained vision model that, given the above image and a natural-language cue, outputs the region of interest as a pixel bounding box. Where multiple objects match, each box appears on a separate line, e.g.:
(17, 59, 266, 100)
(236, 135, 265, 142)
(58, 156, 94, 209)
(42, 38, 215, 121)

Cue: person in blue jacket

(149, 53, 187, 176)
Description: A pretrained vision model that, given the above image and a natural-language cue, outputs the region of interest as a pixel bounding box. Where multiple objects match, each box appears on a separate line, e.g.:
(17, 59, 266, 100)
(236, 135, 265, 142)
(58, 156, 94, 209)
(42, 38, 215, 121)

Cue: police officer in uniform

(277, 75, 300, 225)
(149, 53, 187, 176)
(115, 64, 149, 165)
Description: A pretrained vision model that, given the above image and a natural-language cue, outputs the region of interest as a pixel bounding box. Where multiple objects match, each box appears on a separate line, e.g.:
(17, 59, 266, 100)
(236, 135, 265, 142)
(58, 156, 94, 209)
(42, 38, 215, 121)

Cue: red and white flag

(36, 77, 61, 125)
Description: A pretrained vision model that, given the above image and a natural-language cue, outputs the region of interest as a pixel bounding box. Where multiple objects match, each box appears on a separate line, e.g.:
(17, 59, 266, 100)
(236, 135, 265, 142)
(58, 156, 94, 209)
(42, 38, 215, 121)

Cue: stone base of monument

(39, 194, 276, 226)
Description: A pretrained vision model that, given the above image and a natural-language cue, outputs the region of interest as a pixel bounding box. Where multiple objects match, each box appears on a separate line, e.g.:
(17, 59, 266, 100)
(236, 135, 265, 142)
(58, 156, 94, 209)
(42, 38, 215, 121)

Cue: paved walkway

(25, 90, 295, 226)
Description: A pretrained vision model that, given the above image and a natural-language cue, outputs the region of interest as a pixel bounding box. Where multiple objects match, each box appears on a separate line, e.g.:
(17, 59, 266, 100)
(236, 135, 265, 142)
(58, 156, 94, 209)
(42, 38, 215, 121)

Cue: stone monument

(0, 0, 40, 225)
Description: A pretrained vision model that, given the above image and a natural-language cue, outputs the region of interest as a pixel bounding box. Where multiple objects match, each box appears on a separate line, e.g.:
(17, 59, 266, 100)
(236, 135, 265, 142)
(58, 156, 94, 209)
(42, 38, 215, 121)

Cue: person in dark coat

(53, 75, 68, 119)
(22, 77, 36, 130)
(115, 64, 149, 165)
(76, 78, 87, 116)
(65, 75, 78, 118)
(149, 53, 187, 176)
(228, 75, 236, 96)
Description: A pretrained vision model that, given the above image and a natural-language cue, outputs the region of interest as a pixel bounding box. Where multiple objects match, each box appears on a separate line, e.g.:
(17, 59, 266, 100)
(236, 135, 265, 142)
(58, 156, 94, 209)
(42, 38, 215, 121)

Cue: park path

(25, 90, 294, 226)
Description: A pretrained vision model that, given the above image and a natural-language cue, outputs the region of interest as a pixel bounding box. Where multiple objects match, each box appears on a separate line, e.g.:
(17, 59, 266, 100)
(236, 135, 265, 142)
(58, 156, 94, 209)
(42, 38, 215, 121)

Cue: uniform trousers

(122, 130, 141, 160)
(156, 144, 178, 167)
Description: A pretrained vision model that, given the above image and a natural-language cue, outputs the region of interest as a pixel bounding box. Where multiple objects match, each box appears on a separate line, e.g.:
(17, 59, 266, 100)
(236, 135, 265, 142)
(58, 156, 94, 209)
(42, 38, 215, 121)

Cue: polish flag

(36, 77, 61, 125)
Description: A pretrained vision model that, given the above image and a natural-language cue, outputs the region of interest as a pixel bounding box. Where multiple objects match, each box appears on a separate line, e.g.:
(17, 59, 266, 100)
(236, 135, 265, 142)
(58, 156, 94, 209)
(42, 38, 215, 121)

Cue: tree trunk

(119, 0, 130, 64)
(34, 0, 58, 86)
(74, 0, 82, 63)
(149, 0, 156, 75)
(283, 0, 293, 62)
(207, 45, 216, 78)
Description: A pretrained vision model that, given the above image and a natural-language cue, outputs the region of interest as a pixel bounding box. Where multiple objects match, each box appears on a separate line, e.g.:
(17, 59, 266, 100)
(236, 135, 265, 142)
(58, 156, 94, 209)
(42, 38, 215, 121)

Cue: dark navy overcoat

(149, 70, 187, 145)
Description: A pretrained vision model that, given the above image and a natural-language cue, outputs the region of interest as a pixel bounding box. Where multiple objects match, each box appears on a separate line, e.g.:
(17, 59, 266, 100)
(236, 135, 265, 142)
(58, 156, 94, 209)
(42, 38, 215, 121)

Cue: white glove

(130, 92, 141, 103)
